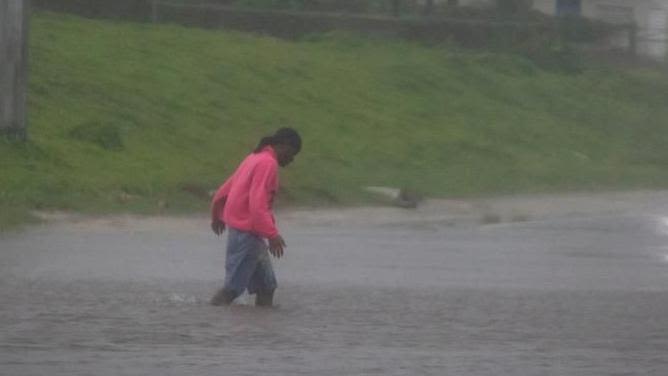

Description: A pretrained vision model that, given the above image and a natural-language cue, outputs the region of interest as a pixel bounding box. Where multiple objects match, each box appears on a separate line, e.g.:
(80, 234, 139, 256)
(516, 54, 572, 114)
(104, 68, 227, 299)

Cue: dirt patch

(31, 190, 668, 231)
(281, 190, 668, 227)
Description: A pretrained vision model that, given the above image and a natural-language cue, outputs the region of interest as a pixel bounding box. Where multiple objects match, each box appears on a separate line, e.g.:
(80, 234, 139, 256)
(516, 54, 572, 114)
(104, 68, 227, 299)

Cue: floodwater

(2, 194, 668, 375)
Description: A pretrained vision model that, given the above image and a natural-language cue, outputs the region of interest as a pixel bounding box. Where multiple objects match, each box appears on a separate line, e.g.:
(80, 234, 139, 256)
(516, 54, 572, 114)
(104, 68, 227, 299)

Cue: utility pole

(1, 0, 30, 140)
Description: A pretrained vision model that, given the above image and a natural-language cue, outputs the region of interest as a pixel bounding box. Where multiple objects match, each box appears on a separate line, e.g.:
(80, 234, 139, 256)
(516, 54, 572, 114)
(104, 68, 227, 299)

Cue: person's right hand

(268, 235, 286, 258)
(211, 219, 226, 236)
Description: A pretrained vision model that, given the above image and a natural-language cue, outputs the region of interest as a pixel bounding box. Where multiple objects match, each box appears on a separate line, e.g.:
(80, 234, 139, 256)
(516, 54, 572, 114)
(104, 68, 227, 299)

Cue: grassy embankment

(2, 11, 668, 230)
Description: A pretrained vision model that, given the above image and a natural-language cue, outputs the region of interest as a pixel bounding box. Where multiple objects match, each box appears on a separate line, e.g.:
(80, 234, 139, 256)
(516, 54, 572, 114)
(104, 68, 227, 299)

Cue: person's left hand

(211, 219, 226, 236)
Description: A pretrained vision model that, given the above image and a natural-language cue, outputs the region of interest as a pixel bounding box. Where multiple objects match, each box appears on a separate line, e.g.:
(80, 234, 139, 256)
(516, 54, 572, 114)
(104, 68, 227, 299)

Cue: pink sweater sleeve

(249, 160, 279, 238)
(210, 176, 233, 221)
(212, 176, 233, 204)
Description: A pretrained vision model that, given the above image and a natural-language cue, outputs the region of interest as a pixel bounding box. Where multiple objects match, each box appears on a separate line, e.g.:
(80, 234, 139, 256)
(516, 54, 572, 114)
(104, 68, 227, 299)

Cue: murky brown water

(2, 202, 668, 375)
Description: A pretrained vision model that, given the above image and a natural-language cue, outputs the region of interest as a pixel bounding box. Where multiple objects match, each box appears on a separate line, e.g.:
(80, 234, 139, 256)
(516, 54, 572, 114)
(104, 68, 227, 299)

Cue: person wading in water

(209, 128, 301, 307)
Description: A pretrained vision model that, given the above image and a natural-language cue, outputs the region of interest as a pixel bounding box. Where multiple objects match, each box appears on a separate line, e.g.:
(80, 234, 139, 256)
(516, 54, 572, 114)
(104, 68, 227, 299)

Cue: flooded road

(2, 192, 668, 375)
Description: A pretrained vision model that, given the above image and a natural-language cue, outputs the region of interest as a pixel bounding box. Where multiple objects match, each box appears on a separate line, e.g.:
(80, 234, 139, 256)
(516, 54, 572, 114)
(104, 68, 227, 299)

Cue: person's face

(275, 144, 299, 167)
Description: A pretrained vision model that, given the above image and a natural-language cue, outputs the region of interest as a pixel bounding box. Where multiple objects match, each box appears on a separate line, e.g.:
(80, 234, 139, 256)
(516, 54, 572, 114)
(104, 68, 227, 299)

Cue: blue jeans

(223, 227, 277, 297)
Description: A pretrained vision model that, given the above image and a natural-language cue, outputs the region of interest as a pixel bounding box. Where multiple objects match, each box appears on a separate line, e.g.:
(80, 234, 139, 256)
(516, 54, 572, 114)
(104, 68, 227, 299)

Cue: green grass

(2, 11, 668, 230)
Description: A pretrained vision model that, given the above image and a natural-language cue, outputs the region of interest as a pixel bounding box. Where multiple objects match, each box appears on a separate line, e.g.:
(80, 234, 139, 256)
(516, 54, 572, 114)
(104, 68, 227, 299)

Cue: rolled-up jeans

(223, 227, 278, 297)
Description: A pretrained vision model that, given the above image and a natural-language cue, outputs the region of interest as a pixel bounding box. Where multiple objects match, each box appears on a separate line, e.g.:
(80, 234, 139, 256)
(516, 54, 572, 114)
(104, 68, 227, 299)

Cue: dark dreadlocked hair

(253, 127, 302, 154)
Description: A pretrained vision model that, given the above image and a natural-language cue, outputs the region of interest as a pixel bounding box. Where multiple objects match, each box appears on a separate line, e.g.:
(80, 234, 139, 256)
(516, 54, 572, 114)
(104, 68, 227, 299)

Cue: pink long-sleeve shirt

(211, 146, 279, 239)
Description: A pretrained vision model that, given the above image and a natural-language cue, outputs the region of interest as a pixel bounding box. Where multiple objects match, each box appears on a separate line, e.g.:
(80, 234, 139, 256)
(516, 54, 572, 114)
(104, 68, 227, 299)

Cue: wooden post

(151, 0, 158, 23)
(391, 0, 400, 17)
(627, 23, 637, 58)
(0, 0, 30, 140)
(424, 0, 435, 16)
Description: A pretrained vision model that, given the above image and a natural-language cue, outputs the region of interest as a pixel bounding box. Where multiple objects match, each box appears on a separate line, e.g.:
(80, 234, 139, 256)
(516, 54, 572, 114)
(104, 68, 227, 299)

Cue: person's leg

(210, 228, 261, 306)
(248, 248, 278, 307)
(255, 289, 274, 307)
(209, 287, 237, 306)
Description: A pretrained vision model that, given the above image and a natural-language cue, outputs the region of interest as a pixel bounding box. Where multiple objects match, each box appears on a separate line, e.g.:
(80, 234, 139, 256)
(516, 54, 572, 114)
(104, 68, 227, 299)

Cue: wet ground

(2, 191, 668, 375)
